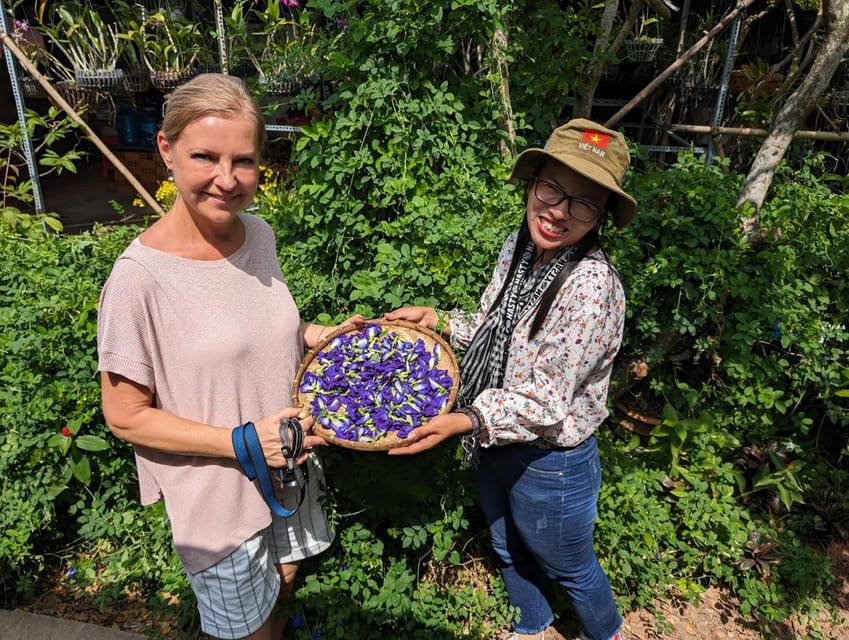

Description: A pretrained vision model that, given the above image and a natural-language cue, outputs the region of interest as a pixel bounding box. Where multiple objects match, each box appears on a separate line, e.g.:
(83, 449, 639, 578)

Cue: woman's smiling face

(158, 115, 260, 226)
(526, 160, 609, 263)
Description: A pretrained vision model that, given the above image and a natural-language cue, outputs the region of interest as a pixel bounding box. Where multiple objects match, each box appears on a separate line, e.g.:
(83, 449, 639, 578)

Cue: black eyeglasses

(531, 177, 602, 223)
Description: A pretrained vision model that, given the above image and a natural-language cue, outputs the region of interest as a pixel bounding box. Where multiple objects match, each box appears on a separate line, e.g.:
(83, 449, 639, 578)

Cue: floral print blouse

(448, 231, 626, 448)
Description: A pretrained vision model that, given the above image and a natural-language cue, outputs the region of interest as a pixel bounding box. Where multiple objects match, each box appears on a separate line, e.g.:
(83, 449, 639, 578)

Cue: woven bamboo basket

(830, 90, 849, 120)
(258, 73, 302, 96)
(293, 319, 460, 451)
(121, 66, 151, 94)
(625, 38, 663, 63)
(150, 68, 197, 92)
(74, 68, 124, 91)
(20, 75, 47, 99)
(52, 80, 99, 113)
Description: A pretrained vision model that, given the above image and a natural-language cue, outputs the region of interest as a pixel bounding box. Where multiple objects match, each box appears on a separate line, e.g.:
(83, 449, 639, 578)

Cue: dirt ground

(19, 541, 849, 639)
(617, 582, 847, 640)
(612, 540, 849, 640)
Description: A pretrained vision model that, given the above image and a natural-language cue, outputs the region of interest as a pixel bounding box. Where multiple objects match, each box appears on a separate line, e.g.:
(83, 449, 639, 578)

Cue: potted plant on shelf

(678, 34, 727, 116)
(111, 1, 149, 94)
(38, 5, 126, 91)
(117, 36, 150, 94)
(226, 0, 314, 96)
(123, 7, 206, 92)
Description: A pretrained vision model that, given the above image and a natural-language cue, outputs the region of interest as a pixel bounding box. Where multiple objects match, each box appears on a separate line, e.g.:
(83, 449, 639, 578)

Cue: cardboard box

(109, 149, 168, 195)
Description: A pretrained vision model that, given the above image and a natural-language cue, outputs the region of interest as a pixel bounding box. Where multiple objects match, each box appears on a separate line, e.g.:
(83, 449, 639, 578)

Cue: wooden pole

(671, 123, 849, 142)
(605, 0, 759, 128)
(0, 31, 165, 216)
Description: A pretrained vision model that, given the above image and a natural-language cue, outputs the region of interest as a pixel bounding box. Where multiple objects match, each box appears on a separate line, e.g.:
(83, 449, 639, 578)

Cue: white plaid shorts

(187, 454, 334, 639)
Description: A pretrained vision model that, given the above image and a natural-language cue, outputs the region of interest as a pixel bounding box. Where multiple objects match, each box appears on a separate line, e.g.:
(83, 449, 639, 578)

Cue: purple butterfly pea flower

(302, 323, 454, 442)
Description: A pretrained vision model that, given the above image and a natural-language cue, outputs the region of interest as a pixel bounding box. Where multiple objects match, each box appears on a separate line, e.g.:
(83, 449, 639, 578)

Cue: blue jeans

(476, 437, 622, 640)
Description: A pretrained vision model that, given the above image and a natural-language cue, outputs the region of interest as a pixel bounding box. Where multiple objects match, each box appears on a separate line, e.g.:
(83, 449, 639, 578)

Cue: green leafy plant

(226, 0, 318, 90)
(0, 222, 141, 601)
(736, 441, 806, 513)
(644, 402, 714, 466)
(632, 15, 660, 42)
(122, 7, 205, 75)
(46, 418, 111, 490)
(109, 1, 149, 81)
(273, 0, 520, 320)
(603, 148, 848, 625)
(37, 4, 124, 74)
(0, 106, 84, 231)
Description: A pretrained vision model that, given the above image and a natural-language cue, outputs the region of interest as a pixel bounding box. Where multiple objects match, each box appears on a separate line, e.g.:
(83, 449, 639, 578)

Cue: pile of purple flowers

(299, 323, 453, 443)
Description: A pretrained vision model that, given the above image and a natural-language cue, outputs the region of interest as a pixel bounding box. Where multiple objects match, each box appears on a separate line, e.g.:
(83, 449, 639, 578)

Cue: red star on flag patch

(582, 130, 610, 149)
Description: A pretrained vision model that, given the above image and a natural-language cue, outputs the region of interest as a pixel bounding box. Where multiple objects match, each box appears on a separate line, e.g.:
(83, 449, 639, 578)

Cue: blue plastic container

(116, 104, 139, 147)
(138, 106, 159, 148)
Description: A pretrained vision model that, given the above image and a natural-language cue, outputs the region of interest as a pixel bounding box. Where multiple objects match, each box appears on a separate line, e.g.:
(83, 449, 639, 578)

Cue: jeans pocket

(522, 448, 566, 476)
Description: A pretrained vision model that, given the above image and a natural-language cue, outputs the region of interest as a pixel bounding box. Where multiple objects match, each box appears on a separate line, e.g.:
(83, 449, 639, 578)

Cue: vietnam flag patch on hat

(582, 130, 610, 149)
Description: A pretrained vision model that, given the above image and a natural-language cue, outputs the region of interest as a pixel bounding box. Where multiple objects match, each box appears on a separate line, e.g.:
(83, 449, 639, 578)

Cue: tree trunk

(737, 0, 849, 242)
(573, 0, 640, 119)
(491, 20, 516, 158)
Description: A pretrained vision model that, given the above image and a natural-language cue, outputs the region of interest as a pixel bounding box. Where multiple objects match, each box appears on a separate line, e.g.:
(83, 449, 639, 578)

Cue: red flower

(61, 426, 71, 437)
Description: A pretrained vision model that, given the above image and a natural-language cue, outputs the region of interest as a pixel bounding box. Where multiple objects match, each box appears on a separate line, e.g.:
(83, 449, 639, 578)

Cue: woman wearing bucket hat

(385, 119, 636, 640)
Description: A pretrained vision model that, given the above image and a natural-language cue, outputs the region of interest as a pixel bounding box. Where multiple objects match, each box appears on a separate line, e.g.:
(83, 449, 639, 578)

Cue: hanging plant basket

(20, 75, 47, 99)
(258, 73, 302, 96)
(681, 81, 721, 110)
(829, 90, 849, 120)
(50, 80, 115, 124)
(150, 68, 197, 92)
(52, 80, 94, 111)
(74, 68, 125, 91)
(121, 66, 151, 94)
(625, 38, 664, 63)
(728, 69, 750, 94)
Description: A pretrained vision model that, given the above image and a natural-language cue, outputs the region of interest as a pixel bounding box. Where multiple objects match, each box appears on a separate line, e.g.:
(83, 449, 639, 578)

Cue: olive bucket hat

(510, 118, 638, 227)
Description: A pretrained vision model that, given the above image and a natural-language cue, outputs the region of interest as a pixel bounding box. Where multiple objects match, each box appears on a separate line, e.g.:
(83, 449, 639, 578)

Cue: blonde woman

(98, 74, 356, 640)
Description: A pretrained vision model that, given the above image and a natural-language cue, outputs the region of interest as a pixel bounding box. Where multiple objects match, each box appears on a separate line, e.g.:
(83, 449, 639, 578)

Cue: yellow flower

(132, 198, 146, 208)
(154, 180, 178, 209)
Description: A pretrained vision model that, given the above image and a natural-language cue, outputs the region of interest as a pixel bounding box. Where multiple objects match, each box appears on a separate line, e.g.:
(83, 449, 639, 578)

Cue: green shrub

(603, 150, 849, 625)
(0, 223, 182, 605)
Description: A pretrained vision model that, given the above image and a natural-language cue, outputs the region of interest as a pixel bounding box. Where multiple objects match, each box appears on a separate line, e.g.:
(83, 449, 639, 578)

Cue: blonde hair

(161, 73, 267, 155)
